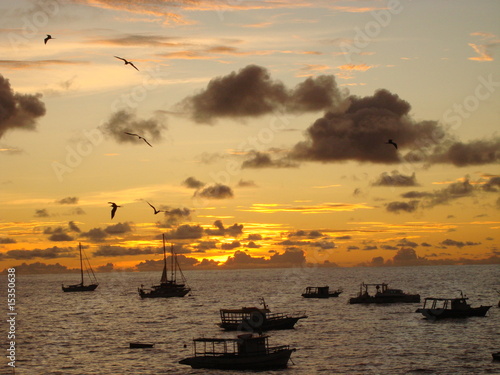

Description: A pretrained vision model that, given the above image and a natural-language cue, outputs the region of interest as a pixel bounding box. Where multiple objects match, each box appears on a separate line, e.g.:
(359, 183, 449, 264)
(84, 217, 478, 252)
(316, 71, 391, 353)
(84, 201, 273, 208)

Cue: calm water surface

(1, 265, 499, 374)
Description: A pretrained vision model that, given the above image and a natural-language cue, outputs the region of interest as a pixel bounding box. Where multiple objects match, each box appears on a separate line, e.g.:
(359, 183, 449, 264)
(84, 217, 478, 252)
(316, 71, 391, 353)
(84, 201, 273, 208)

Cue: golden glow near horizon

(0, 1, 499, 273)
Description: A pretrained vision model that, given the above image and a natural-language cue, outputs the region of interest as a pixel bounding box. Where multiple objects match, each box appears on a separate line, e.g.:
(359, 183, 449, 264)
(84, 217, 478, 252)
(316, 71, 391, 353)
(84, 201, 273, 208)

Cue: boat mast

(160, 234, 168, 284)
(170, 244, 175, 282)
(79, 243, 84, 285)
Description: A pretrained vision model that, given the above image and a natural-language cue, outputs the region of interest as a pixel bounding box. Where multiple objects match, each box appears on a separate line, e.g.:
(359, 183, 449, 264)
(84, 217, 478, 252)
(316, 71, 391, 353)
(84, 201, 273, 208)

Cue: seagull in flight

(114, 56, 139, 71)
(44, 35, 54, 44)
(124, 132, 152, 147)
(147, 201, 163, 215)
(108, 202, 121, 219)
(385, 139, 398, 149)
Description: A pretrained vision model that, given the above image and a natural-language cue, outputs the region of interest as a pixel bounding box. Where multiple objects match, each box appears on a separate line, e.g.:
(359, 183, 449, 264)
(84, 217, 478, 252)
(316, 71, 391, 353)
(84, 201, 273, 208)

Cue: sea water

(0, 265, 498, 374)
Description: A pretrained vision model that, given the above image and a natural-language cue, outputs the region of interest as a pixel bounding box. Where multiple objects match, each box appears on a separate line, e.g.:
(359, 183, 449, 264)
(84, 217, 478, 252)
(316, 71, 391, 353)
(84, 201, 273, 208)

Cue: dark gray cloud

(164, 224, 204, 240)
(157, 207, 193, 228)
(196, 184, 234, 199)
(290, 89, 450, 164)
(34, 209, 49, 217)
(182, 176, 205, 189)
(93, 245, 157, 257)
(80, 228, 108, 242)
(482, 176, 500, 192)
(335, 235, 352, 240)
(2, 246, 75, 260)
(440, 239, 481, 248)
(221, 241, 241, 250)
(55, 196, 79, 204)
(397, 238, 419, 248)
(205, 220, 244, 237)
(237, 179, 257, 187)
(429, 138, 500, 166)
(68, 221, 81, 233)
(0, 74, 46, 139)
(178, 65, 342, 124)
(381, 245, 399, 250)
(241, 151, 298, 169)
(104, 222, 133, 234)
(43, 225, 75, 242)
(1, 262, 76, 274)
(372, 171, 418, 187)
(385, 200, 419, 213)
(0, 237, 16, 244)
(100, 110, 167, 145)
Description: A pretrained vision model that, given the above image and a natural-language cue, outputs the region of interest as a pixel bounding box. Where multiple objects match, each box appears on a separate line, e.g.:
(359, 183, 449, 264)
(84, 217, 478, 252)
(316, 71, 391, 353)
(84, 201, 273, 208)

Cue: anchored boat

(349, 283, 420, 304)
(62, 243, 98, 292)
(302, 286, 342, 298)
(415, 292, 491, 320)
(179, 333, 295, 370)
(219, 298, 307, 331)
(138, 234, 190, 298)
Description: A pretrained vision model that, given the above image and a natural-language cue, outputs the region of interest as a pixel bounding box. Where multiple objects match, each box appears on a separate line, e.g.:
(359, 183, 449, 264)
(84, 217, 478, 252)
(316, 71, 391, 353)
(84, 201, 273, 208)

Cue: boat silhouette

(62, 243, 98, 292)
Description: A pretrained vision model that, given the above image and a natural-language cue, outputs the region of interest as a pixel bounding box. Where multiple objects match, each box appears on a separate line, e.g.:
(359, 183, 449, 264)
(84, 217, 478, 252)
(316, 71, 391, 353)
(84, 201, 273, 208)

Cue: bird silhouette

(385, 139, 398, 149)
(114, 56, 139, 71)
(108, 202, 121, 219)
(44, 35, 54, 44)
(147, 201, 163, 215)
(124, 132, 152, 147)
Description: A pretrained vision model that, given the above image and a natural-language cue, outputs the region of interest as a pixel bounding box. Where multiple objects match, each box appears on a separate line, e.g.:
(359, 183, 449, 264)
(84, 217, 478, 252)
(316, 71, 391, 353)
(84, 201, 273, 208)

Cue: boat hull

(138, 286, 190, 298)
(179, 349, 293, 370)
(62, 283, 98, 292)
(219, 316, 305, 331)
(302, 292, 342, 298)
(416, 305, 491, 320)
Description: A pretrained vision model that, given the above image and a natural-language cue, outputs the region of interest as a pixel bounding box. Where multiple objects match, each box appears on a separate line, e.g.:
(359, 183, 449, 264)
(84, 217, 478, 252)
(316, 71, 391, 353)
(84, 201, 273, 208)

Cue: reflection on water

(1, 265, 498, 374)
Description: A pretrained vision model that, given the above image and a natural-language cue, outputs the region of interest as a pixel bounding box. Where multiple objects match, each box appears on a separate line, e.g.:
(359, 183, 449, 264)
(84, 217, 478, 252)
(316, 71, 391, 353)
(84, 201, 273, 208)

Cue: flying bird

(108, 202, 121, 219)
(124, 132, 152, 147)
(385, 139, 398, 149)
(114, 56, 139, 71)
(44, 35, 54, 44)
(147, 201, 163, 215)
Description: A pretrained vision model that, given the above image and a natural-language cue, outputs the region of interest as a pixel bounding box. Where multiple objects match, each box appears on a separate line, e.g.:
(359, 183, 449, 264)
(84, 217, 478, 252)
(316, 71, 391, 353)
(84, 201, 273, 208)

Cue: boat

(302, 286, 342, 298)
(179, 333, 295, 370)
(138, 234, 190, 298)
(62, 243, 99, 292)
(493, 352, 500, 361)
(130, 342, 154, 348)
(415, 292, 491, 320)
(219, 298, 307, 331)
(349, 283, 420, 304)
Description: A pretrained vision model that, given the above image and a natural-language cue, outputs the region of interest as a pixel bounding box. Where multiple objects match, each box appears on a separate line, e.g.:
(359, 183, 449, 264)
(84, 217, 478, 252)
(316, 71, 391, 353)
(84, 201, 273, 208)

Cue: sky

(0, 0, 499, 273)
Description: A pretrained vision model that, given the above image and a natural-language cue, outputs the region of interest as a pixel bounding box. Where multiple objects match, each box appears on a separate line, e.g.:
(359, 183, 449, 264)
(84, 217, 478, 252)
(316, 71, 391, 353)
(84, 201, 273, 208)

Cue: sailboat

(138, 234, 190, 298)
(62, 243, 99, 292)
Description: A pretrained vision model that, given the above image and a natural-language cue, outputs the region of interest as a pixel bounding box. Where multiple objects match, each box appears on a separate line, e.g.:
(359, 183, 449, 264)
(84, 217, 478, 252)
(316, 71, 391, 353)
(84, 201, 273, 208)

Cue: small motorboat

(301, 286, 342, 298)
(179, 333, 295, 370)
(349, 283, 420, 304)
(130, 342, 154, 349)
(416, 292, 491, 320)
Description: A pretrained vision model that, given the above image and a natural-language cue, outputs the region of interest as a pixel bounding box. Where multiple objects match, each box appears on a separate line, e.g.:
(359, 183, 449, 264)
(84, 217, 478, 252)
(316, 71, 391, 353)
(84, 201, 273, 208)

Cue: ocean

(1, 264, 499, 374)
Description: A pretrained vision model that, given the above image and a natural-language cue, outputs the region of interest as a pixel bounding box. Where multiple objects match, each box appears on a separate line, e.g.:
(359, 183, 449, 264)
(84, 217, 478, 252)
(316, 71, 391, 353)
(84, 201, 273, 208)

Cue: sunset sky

(1, 0, 499, 273)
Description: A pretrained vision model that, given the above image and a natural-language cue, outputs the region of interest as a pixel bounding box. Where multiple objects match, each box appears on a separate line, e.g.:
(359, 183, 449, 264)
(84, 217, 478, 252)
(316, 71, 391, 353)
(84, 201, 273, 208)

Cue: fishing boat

(219, 298, 307, 331)
(62, 243, 98, 292)
(349, 283, 420, 304)
(179, 333, 295, 370)
(138, 234, 190, 298)
(302, 286, 342, 298)
(129, 342, 154, 349)
(415, 292, 491, 320)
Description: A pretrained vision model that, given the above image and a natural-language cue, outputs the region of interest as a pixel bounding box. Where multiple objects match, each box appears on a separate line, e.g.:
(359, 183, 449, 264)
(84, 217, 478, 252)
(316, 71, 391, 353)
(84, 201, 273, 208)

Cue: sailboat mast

(171, 244, 175, 282)
(161, 233, 167, 283)
(79, 243, 84, 285)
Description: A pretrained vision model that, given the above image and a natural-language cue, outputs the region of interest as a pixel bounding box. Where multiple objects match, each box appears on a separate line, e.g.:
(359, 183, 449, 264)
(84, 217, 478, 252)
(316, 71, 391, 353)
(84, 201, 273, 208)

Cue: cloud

(221, 241, 241, 250)
(440, 239, 481, 248)
(385, 200, 419, 213)
(55, 197, 79, 204)
(0, 237, 16, 244)
(222, 248, 306, 268)
(80, 228, 108, 242)
(1, 262, 76, 274)
(196, 184, 234, 199)
(157, 207, 193, 227)
(0, 74, 46, 139)
(205, 220, 244, 237)
(182, 176, 205, 189)
(241, 151, 298, 169)
(100, 110, 167, 146)
(93, 245, 157, 257)
(164, 224, 204, 240)
(34, 209, 49, 217)
(2, 246, 75, 260)
(372, 171, 418, 187)
(177, 65, 342, 124)
(290, 89, 450, 164)
(104, 222, 133, 234)
(237, 179, 257, 187)
(429, 138, 500, 166)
